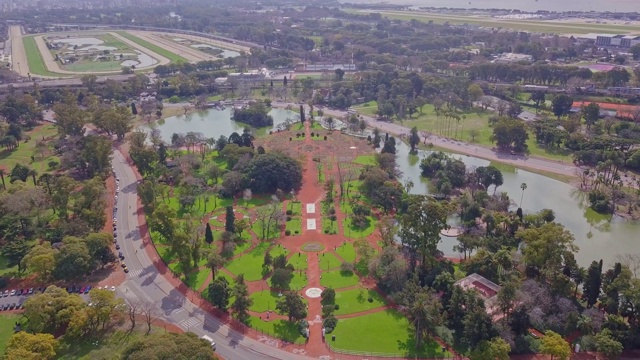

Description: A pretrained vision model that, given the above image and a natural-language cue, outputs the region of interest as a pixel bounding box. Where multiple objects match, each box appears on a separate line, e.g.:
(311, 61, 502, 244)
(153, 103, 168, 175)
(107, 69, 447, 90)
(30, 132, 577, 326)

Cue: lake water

(148, 109, 639, 267)
(191, 44, 240, 58)
(394, 141, 640, 267)
(146, 107, 299, 143)
(345, 0, 640, 12)
(54, 37, 103, 46)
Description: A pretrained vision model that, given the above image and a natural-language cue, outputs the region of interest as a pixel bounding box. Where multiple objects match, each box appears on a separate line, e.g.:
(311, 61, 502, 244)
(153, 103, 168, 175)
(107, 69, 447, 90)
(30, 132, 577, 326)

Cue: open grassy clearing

(0, 315, 22, 354)
(319, 252, 343, 270)
(248, 316, 305, 344)
(285, 217, 302, 235)
(330, 309, 450, 357)
(287, 252, 308, 270)
(115, 32, 187, 63)
(322, 217, 339, 235)
(343, 217, 376, 239)
(0, 125, 60, 181)
(22, 36, 63, 77)
(334, 288, 387, 316)
(320, 269, 360, 289)
(185, 268, 211, 291)
(335, 242, 356, 263)
(224, 242, 270, 281)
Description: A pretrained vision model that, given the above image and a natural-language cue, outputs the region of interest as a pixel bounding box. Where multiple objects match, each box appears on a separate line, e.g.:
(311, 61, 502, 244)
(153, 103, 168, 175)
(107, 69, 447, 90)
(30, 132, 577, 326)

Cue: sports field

(10, 26, 184, 77)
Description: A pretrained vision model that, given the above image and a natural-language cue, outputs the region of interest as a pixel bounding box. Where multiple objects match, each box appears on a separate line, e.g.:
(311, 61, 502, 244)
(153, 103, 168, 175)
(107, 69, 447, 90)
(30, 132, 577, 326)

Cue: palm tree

(38, 173, 53, 195)
(407, 292, 439, 348)
(520, 182, 527, 208)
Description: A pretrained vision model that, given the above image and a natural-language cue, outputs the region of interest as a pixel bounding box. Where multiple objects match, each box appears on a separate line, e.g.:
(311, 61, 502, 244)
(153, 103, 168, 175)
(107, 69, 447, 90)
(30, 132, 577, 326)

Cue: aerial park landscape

(1, 1, 640, 359)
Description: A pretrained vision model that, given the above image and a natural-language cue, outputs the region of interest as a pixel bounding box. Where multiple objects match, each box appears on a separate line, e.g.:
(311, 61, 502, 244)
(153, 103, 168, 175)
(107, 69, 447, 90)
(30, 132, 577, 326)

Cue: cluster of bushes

(321, 288, 339, 334)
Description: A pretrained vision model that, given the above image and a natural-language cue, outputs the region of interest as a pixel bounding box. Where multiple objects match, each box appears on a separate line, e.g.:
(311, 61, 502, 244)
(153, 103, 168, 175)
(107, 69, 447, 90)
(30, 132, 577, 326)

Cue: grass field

(320, 269, 360, 289)
(330, 309, 450, 357)
(22, 36, 62, 76)
(348, 9, 640, 35)
(116, 32, 187, 63)
(334, 288, 387, 315)
(285, 217, 302, 235)
(336, 243, 356, 263)
(322, 217, 339, 235)
(224, 242, 270, 281)
(0, 125, 60, 182)
(287, 253, 308, 270)
(0, 315, 21, 354)
(319, 252, 343, 270)
(185, 268, 211, 291)
(64, 61, 123, 72)
(248, 316, 305, 344)
(343, 217, 376, 239)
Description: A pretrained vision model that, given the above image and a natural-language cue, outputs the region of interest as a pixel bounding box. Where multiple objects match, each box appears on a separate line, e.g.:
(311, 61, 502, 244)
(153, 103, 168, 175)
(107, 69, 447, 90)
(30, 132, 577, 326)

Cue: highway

(111, 150, 308, 360)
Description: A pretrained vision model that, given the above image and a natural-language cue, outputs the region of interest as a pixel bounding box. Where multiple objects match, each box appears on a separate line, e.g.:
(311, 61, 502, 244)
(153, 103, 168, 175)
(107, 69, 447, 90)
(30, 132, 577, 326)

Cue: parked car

(28, 288, 34, 295)
(84, 286, 91, 294)
(80, 286, 86, 293)
(121, 262, 126, 268)
(110, 286, 116, 292)
(9, 303, 15, 310)
(9, 290, 16, 296)
(115, 244, 121, 250)
(123, 267, 129, 273)
(119, 252, 124, 260)
(23, 289, 29, 295)
(2, 290, 8, 297)
(17, 289, 22, 296)
(2, 304, 9, 310)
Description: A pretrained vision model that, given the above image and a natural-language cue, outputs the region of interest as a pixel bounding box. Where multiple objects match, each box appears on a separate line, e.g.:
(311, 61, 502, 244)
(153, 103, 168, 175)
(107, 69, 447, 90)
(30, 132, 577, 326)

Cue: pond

(53, 37, 103, 46)
(119, 51, 157, 68)
(146, 107, 299, 143)
(191, 44, 240, 58)
(394, 141, 640, 267)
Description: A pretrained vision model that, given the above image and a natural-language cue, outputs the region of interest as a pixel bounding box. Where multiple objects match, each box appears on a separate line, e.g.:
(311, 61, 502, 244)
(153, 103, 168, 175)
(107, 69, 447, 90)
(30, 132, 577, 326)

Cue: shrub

(367, 297, 373, 303)
(285, 230, 291, 236)
(286, 216, 292, 221)
(329, 208, 336, 215)
(323, 315, 338, 333)
(321, 288, 336, 305)
(340, 262, 355, 274)
(324, 230, 329, 234)
(48, 160, 59, 169)
(289, 137, 292, 141)
(0, 277, 7, 289)
(286, 210, 293, 215)
(322, 304, 335, 317)
(294, 230, 299, 234)
(298, 320, 309, 337)
(311, 132, 315, 137)
(334, 304, 339, 310)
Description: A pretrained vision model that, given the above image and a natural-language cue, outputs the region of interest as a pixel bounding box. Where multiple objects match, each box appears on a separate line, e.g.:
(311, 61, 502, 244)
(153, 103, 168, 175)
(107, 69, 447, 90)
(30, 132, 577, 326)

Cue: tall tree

(231, 274, 252, 324)
(409, 126, 420, 153)
(225, 206, 235, 233)
(407, 291, 443, 348)
(5, 332, 58, 360)
(276, 291, 308, 322)
(205, 223, 214, 245)
(539, 330, 571, 360)
(582, 102, 600, 130)
(583, 260, 603, 308)
(207, 277, 231, 311)
(399, 195, 450, 271)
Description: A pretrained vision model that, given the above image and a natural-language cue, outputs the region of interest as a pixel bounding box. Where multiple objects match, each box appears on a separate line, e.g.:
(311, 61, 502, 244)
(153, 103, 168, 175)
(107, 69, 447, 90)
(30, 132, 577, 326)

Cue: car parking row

(112, 175, 127, 273)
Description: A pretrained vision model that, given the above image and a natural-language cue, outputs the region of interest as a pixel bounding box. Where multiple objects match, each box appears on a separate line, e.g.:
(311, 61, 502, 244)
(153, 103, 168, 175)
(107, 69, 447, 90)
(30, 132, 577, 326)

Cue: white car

(110, 286, 116, 292)
(9, 290, 16, 296)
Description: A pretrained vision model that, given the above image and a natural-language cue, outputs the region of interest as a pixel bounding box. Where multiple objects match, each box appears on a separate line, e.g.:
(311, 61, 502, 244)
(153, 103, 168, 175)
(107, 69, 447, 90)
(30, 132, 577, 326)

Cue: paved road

(111, 150, 308, 360)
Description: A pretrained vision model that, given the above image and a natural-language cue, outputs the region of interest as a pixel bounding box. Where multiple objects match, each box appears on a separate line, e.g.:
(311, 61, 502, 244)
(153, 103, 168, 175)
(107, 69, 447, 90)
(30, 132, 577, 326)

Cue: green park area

(0, 315, 22, 354)
(0, 124, 60, 184)
(330, 309, 450, 357)
(321, 269, 359, 289)
(116, 32, 187, 63)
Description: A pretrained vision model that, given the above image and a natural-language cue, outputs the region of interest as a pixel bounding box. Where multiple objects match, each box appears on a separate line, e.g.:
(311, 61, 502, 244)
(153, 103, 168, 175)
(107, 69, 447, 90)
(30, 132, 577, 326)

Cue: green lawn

(289, 271, 308, 290)
(322, 218, 339, 235)
(22, 36, 64, 77)
(319, 252, 343, 270)
(320, 269, 360, 289)
(336, 243, 356, 263)
(285, 217, 302, 235)
(64, 60, 123, 72)
(287, 253, 308, 271)
(237, 197, 270, 209)
(343, 217, 376, 239)
(155, 245, 172, 265)
(353, 155, 376, 166)
(249, 290, 283, 313)
(116, 32, 187, 63)
(0, 125, 60, 180)
(248, 316, 305, 344)
(0, 256, 19, 278)
(184, 268, 211, 291)
(330, 309, 450, 357)
(224, 242, 270, 281)
(286, 201, 302, 216)
(0, 315, 22, 354)
(334, 288, 387, 316)
(352, 101, 379, 116)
